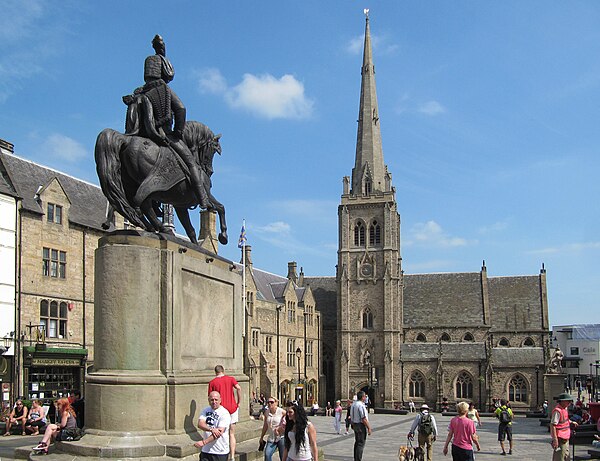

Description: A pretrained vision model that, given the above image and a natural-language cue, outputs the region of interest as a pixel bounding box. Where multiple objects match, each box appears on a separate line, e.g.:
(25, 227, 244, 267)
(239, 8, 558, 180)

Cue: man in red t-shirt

(208, 365, 242, 461)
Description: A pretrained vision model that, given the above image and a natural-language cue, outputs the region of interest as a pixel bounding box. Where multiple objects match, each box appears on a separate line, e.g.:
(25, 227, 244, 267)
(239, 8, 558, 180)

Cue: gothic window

(40, 300, 67, 339)
(369, 220, 381, 246)
(409, 371, 425, 397)
(416, 333, 427, 342)
(362, 308, 373, 329)
(498, 338, 510, 347)
(286, 338, 296, 367)
(455, 371, 474, 399)
(365, 180, 372, 195)
(508, 374, 528, 403)
(354, 221, 366, 246)
(463, 333, 474, 342)
(523, 337, 535, 347)
(440, 333, 451, 342)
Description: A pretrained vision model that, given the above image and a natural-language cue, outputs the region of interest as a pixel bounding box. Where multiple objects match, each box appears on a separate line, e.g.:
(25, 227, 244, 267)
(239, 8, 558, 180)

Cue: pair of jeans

(264, 438, 285, 461)
(351, 423, 367, 461)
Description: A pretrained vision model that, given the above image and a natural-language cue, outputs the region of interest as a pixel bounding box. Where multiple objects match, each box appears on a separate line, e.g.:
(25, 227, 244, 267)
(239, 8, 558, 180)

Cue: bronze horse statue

(95, 121, 227, 245)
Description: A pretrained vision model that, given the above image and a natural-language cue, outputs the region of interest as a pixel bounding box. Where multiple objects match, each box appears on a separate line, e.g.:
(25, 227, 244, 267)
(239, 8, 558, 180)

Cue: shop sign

(31, 358, 80, 367)
(583, 347, 596, 354)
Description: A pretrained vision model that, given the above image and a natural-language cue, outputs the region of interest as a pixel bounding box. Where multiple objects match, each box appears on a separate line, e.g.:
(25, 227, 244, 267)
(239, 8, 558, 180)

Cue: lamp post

(535, 366, 540, 409)
(295, 347, 302, 405)
(594, 360, 600, 403)
(276, 305, 282, 401)
(364, 351, 372, 408)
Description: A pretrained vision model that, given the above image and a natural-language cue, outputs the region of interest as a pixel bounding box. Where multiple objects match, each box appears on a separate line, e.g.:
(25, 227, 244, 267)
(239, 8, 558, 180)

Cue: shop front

(22, 346, 87, 400)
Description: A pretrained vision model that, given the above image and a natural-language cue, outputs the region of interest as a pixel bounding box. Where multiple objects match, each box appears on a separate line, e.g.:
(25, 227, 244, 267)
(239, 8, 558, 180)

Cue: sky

(1, 1, 599, 327)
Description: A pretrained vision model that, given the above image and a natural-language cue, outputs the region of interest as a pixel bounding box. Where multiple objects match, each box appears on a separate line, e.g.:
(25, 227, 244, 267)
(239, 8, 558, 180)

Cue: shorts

(200, 452, 229, 461)
(498, 423, 512, 441)
(230, 408, 239, 424)
(451, 444, 474, 461)
(27, 420, 46, 428)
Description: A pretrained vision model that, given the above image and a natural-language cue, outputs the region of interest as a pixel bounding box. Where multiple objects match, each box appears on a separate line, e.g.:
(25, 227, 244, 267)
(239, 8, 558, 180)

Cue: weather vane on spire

(364, 8, 369, 18)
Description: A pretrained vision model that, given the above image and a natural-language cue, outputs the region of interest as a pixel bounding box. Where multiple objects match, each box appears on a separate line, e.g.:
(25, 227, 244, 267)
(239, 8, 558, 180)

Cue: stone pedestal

(47, 232, 260, 460)
(544, 372, 567, 403)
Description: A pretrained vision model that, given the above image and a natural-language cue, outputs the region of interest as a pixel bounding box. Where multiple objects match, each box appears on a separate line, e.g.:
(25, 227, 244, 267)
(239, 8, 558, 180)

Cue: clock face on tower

(360, 263, 373, 277)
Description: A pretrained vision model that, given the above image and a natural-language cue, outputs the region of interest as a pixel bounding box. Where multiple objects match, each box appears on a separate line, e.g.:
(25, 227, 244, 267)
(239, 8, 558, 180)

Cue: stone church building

(305, 15, 550, 411)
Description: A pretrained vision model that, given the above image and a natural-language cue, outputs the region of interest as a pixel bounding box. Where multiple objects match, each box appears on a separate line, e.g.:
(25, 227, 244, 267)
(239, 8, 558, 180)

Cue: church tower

(337, 12, 403, 407)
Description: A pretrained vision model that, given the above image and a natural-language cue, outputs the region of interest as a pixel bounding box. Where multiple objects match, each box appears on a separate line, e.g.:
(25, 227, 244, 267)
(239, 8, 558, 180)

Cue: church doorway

(360, 385, 375, 408)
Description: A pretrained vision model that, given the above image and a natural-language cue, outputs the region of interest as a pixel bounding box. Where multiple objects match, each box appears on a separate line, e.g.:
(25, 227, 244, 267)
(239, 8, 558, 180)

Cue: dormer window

(365, 180, 372, 195)
(47, 203, 63, 224)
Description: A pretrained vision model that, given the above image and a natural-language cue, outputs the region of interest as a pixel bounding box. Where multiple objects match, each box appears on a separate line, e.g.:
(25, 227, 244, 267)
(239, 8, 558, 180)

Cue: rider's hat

(555, 393, 574, 401)
(144, 55, 162, 82)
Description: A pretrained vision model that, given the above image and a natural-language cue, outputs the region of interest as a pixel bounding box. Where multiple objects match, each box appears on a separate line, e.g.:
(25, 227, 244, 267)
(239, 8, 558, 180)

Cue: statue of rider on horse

(95, 35, 227, 245)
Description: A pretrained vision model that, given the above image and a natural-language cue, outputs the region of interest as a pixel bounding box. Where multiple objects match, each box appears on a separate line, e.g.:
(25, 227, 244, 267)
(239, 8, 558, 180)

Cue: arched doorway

(360, 384, 375, 408)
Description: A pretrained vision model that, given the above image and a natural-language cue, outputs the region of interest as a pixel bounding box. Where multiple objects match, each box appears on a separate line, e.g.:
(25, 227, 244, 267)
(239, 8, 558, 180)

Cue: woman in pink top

(443, 401, 480, 461)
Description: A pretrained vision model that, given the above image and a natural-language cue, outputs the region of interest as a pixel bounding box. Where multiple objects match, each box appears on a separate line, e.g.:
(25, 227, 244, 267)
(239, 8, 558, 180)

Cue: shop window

(47, 203, 63, 224)
(43, 248, 66, 279)
(40, 300, 67, 339)
(570, 346, 579, 355)
(455, 371, 473, 399)
(409, 371, 425, 397)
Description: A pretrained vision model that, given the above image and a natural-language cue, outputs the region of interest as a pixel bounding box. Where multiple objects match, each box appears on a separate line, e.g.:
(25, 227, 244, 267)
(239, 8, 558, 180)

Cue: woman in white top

(467, 402, 482, 427)
(260, 397, 286, 461)
(283, 403, 317, 461)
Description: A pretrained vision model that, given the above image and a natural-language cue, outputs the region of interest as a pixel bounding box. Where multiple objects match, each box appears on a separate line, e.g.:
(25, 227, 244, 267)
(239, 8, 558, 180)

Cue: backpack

(499, 408, 511, 424)
(419, 413, 434, 435)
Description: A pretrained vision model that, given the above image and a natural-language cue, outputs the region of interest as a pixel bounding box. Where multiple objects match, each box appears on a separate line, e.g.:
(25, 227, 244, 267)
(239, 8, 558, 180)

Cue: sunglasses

(268, 401, 276, 404)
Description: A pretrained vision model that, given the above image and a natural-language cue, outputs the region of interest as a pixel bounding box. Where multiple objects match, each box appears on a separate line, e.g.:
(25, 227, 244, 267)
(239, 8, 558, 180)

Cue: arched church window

(508, 374, 528, 403)
(362, 308, 373, 329)
(409, 371, 425, 397)
(354, 221, 366, 246)
(416, 333, 426, 342)
(498, 338, 509, 347)
(369, 220, 381, 246)
(523, 337, 535, 347)
(455, 371, 473, 399)
(463, 332, 474, 342)
(440, 333, 451, 342)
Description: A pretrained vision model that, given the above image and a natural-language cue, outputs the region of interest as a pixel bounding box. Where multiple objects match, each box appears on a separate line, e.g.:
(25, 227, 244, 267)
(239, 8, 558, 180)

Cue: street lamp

(295, 347, 302, 383)
(364, 351, 372, 408)
(535, 366, 540, 409)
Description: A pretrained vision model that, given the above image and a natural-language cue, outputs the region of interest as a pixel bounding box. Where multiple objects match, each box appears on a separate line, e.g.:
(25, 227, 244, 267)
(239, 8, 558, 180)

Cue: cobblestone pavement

(309, 413, 572, 461)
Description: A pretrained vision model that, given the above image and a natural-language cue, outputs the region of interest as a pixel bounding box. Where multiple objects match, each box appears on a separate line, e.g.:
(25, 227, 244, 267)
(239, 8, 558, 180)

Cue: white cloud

(41, 134, 87, 162)
(418, 100, 446, 116)
(529, 242, 600, 255)
(196, 68, 228, 95)
(405, 220, 470, 247)
(255, 221, 291, 235)
(478, 220, 510, 234)
(196, 70, 314, 120)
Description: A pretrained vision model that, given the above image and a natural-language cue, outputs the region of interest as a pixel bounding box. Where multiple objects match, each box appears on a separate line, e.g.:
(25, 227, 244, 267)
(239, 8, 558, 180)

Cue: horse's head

(183, 121, 222, 175)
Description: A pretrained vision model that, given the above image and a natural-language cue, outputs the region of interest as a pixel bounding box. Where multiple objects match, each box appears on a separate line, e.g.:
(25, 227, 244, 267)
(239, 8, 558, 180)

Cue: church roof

(488, 275, 544, 331)
(403, 272, 485, 327)
(0, 150, 108, 231)
(401, 342, 486, 361)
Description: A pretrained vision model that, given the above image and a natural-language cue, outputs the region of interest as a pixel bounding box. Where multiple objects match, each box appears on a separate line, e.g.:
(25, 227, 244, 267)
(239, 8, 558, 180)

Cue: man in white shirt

(350, 391, 372, 461)
(195, 391, 232, 461)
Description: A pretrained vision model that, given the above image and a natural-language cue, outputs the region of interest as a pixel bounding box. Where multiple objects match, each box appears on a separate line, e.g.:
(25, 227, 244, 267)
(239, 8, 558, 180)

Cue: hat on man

(556, 393, 574, 401)
(420, 404, 429, 410)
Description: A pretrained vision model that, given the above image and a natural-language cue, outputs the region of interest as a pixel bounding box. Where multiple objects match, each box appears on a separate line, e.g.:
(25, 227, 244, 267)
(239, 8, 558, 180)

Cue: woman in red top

(443, 401, 480, 461)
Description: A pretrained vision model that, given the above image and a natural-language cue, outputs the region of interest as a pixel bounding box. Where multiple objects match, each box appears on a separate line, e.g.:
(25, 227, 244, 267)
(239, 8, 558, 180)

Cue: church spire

(351, 10, 388, 196)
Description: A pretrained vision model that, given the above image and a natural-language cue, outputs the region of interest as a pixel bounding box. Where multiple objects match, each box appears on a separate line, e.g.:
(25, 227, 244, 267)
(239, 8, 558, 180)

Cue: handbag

(258, 439, 266, 451)
(58, 427, 83, 441)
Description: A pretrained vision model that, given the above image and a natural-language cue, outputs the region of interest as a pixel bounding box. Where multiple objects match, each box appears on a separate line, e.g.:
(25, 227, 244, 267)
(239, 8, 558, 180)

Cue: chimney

(287, 261, 297, 283)
(298, 266, 304, 286)
(240, 245, 252, 268)
(0, 139, 15, 155)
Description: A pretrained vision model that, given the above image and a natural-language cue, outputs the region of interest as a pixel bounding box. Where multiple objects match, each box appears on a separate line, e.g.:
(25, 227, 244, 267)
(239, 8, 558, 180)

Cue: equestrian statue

(95, 34, 227, 245)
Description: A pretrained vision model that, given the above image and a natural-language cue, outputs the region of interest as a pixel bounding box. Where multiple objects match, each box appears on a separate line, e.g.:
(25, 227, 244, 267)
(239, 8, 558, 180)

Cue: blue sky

(2, 1, 599, 327)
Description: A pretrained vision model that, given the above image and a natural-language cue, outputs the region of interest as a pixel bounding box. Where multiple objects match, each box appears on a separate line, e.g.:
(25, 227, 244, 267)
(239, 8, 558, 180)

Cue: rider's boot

(189, 166, 210, 209)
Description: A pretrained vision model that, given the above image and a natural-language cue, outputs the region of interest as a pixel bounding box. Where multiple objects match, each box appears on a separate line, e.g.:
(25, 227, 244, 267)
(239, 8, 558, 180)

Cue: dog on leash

(397, 445, 414, 461)
(413, 446, 425, 461)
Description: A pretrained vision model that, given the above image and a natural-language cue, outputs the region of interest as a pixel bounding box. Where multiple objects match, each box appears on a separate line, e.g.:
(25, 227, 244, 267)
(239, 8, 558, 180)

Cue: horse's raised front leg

(174, 206, 198, 244)
(207, 193, 228, 245)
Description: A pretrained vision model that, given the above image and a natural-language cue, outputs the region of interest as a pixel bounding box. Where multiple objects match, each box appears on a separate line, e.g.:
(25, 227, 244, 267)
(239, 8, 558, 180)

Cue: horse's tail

(94, 129, 146, 229)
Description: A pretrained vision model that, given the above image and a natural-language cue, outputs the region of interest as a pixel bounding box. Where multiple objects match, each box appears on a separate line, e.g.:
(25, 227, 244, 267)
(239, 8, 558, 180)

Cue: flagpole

(241, 219, 246, 339)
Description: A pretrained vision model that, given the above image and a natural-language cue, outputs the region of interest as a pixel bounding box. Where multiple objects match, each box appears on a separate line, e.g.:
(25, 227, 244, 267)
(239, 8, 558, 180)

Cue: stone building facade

(241, 246, 321, 406)
(0, 144, 119, 403)
(306, 15, 550, 411)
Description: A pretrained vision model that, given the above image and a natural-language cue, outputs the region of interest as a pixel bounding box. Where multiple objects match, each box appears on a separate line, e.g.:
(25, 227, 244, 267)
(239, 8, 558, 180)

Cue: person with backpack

(494, 399, 514, 455)
(408, 404, 438, 461)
